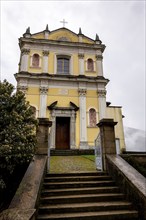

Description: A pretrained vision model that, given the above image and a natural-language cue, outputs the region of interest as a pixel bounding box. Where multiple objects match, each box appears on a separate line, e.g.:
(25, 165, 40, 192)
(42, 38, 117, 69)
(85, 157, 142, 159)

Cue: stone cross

(60, 19, 68, 27)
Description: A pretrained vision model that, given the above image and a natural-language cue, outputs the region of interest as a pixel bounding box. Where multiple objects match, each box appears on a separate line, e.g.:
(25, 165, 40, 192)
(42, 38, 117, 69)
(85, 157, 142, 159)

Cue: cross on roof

(60, 19, 68, 27)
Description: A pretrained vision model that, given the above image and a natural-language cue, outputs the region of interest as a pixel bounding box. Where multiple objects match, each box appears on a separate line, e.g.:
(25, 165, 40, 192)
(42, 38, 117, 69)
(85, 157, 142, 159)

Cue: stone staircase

(37, 172, 139, 220)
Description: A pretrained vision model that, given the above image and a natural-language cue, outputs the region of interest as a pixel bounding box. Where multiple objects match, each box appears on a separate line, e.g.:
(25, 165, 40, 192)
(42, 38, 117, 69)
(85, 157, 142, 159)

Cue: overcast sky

(1, 0, 145, 131)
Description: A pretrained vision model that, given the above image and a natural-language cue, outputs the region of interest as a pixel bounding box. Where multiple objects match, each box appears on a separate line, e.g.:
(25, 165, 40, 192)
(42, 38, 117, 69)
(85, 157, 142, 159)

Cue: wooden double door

(56, 117, 70, 150)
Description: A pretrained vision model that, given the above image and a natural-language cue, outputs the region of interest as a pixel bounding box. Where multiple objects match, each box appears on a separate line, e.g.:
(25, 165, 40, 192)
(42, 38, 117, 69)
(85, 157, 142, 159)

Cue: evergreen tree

(0, 80, 38, 188)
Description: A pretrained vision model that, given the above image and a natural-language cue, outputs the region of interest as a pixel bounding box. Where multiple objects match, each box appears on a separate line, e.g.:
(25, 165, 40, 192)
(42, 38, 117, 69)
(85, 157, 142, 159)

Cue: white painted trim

(43, 56, 48, 73)
(54, 52, 73, 75)
(79, 94, 87, 142)
(30, 53, 42, 68)
(87, 107, 99, 127)
(85, 58, 96, 72)
(39, 94, 47, 118)
(98, 96, 106, 120)
(21, 54, 29, 71)
(96, 59, 103, 76)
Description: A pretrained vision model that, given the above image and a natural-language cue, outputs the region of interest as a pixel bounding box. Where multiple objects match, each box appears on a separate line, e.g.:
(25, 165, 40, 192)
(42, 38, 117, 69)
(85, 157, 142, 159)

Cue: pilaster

(97, 89, 107, 120)
(39, 86, 48, 118)
(78, 53, 84, 75)
(96, 54, 103, 76)
(42, 50, 49, 73)
(78, 88, 88, 148)
(20, 49, 30, 72)
(17, 79, 28, 94)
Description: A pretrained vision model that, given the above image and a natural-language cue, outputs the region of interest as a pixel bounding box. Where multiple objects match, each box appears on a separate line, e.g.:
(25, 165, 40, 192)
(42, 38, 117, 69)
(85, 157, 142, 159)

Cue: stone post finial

(78, 27, 82, 35)
(26, 27, 30, 34)
(46, 24, 49, 31)
(45, 24, 50, 32)
(95, 34, 102, 44)
(23, 27, 31, 38)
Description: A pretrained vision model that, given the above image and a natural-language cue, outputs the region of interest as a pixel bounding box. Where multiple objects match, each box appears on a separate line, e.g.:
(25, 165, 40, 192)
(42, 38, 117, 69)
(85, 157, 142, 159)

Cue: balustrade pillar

(97, 118, 117, 170)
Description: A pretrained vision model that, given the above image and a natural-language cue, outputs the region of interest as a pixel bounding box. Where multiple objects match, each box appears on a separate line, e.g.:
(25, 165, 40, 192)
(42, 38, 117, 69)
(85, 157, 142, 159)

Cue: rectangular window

(57, 57, 70, 74)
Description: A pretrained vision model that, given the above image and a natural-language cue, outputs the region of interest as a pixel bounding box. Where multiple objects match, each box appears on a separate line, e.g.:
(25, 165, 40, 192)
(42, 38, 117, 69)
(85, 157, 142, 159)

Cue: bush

(0, 80, 38, 189)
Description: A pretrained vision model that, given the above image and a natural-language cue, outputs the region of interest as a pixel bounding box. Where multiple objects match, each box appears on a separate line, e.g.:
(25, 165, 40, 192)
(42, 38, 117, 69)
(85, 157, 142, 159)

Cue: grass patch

(81, 155, 95, 162)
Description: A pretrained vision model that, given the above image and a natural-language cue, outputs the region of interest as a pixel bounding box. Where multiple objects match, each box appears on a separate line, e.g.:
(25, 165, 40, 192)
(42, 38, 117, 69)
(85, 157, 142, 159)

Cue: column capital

(96, 55, 103, 60)
(43, 50, 49, 56)
(17, 85, 28, 94)
(97, 89, 106, 98)
(21, 48, 30, 55)
(78, 53, 84, 59)
(78, 88, 87, 96)
(40, 86, 48, 94)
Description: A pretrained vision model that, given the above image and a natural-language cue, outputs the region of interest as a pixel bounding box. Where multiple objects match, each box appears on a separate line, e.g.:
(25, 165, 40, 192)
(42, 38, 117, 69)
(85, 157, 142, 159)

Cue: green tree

(0, 80, 38, 188)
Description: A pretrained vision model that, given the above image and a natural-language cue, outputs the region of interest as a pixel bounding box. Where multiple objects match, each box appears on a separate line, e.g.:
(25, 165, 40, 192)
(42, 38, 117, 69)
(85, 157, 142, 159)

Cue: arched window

(57, 56, 70, 74)
(87, 58, 94, 71)
(32, 54, 40, 67)
(89, 108, 97, 127)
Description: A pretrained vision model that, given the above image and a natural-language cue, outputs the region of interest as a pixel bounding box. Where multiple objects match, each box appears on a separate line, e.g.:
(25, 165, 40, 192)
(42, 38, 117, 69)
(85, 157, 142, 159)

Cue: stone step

(44, 175, 112, 182)
(40, 193, 125, 205)
(43, 180, 116, 189)
(38, 201, 134, 214)
(50, 149, 94, 156)
(37, 209, 138, 220)
(37, 171, 139, 220)
(46, 171, 107, 177)
(41, 186, 120, 197)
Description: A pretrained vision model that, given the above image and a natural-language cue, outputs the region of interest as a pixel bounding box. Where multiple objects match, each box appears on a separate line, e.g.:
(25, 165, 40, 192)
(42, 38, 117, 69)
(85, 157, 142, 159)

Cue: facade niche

(87, 58, 94, 71)
(89, 108, 97, 127)
(32, 54, 40, 67)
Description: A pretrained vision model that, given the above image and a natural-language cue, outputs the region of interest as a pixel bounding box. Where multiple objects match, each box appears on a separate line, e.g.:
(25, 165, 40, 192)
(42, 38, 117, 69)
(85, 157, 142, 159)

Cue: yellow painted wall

(26, 48, 99, 76)
(32, 33, 44, 39)
(87, 127, 99, 147)
(26, 87, 40, 115)
(49, 30, 78, 42)
(46, 87, 80, 147)
(106, 107, 126, 151)
(83, 37, 94, 44)
(73, 54, 79, 75)
(48, 52, 54, 73)
(31, 29, 95, 45)
(28, 50, 43, 73)
(86, 90, 98, 110)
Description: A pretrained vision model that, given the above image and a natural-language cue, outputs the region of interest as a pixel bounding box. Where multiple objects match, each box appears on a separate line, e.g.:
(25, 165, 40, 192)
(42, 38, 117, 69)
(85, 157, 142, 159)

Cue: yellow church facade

(15, 26, 125, 152)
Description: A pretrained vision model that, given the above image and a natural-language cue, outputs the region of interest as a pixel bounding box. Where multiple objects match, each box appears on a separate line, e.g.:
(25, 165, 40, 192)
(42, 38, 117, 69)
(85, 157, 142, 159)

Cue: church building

(15, 24, 125, 152)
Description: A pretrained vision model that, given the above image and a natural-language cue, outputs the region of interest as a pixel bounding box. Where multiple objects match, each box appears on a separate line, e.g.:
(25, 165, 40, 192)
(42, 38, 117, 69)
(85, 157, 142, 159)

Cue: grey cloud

(124, 127, 145, 152)
(1, 1, 145, 131)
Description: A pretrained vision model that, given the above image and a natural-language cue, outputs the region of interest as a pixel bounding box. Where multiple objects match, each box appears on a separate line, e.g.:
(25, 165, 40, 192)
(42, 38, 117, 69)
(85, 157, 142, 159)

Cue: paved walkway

(49, 155, 96, 173)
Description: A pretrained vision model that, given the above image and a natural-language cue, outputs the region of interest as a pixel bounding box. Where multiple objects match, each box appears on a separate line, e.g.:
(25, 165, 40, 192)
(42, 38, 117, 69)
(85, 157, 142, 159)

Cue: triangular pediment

(31, 27, 95, 44)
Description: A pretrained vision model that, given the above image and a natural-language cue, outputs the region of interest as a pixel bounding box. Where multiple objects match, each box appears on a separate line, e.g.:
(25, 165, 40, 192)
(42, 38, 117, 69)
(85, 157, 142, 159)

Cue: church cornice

(19, 37, 105, 52)
(15, 71, 109, 85)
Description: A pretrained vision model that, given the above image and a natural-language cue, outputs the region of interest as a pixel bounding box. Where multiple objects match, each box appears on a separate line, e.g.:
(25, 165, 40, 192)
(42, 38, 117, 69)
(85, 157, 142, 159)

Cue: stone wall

(106, 155, 146, 220)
